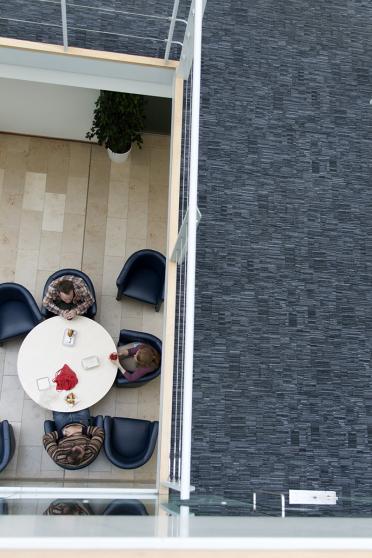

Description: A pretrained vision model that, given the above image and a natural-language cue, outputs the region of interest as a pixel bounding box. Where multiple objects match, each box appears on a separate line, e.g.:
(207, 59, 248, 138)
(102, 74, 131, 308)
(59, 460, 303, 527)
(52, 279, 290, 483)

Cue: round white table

(17, 316, 117, 412)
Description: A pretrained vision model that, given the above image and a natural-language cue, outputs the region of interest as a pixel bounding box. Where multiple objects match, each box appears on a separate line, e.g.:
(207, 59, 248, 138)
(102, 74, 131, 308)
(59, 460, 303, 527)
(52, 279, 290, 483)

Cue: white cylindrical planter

(107, 146, 131, 164)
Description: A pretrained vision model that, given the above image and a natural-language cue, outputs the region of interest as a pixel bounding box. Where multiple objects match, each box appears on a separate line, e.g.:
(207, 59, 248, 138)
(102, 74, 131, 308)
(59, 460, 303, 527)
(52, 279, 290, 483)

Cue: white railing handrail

(180, 0, 203, 501)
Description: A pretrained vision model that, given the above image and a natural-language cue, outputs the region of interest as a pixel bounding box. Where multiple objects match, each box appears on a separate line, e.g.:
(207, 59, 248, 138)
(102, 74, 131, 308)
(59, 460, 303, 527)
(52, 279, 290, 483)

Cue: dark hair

(67, 446, 84, 465)
(58, 279, 74, 294)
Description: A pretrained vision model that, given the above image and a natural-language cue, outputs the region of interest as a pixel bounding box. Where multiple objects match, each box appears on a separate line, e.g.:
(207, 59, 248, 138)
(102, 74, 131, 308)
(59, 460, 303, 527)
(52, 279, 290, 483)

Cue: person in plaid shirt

(42, 275, 95, 320)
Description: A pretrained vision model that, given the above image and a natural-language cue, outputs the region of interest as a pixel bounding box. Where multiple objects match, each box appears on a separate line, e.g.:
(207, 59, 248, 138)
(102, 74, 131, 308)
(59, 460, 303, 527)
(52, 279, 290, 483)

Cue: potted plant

(86, 90, 146, 163)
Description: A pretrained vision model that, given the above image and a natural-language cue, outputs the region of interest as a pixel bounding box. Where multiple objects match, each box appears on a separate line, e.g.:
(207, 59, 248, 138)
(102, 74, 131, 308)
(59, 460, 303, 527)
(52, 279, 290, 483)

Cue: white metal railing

(167, 73, 192, 494)
(179, 0, 203, 501)
(0, 0, 187, 59)
(166, 0, 204, 500)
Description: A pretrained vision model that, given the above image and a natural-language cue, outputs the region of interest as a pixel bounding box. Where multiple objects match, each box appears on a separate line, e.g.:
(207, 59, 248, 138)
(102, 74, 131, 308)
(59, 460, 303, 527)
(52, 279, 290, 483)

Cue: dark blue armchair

(115, 329, 162, 388)
(116, 250, 166, 312)
(103, 499, 149, 515)
(41, 268, 97, 319)
(0, 420, 15, 473)
(43, 415, 103, 470)
(104, 416, 158, 469)
(0, 283, 43, 344)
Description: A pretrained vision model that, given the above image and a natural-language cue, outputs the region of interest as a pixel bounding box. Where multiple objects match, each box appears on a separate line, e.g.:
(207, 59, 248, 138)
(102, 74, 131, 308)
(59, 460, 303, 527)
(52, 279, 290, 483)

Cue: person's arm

(42, 431, 59, 460)
(73, 278, 95, 316)
(42, 281, 64, 316)
(117, 359, 130, 377)
(127, 345, 141, 357)
(87, 426, 104, 454)
(109, 351, 130, 378)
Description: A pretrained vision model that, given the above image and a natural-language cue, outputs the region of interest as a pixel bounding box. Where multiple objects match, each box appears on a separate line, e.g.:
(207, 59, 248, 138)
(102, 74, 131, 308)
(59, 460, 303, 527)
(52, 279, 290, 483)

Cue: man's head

(58, 280, 74, 304)
(66, 446, 85, 466)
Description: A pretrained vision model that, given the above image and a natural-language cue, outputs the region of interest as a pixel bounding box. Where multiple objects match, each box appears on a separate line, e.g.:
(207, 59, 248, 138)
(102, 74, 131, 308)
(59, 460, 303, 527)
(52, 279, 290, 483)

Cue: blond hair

(136, 345, 160, 369)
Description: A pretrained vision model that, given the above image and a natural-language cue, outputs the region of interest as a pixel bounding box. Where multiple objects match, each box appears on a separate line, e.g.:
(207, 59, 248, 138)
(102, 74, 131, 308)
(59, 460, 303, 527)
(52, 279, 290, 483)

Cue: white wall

(0, 78, 98, 141)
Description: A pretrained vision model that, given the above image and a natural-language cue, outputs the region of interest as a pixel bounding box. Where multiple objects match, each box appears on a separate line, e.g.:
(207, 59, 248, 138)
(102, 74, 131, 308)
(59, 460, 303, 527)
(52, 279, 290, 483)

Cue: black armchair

(41, 268, 97, 319)
(116, 250, 166, 311)
(103, 499, 149, 515)
(0, 420, 15, 473)
(104, 416, 158, 469)
(43, 415, 103, 470)
(115, 329, 162, 388)
(0, 283, 43, 344)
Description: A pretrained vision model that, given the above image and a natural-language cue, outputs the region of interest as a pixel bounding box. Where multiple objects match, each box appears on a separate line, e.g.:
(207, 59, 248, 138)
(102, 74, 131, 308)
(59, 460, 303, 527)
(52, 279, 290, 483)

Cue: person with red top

(109, 342, 161, 382)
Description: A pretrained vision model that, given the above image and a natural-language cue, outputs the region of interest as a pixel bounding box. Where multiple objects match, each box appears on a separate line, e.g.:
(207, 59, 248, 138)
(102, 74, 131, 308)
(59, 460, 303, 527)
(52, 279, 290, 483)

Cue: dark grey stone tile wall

(192, 0, 372, 506)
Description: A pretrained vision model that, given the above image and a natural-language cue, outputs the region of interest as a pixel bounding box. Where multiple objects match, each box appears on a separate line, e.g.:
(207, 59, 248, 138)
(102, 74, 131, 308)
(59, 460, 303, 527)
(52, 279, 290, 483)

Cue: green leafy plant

(86, 90, 145, 154)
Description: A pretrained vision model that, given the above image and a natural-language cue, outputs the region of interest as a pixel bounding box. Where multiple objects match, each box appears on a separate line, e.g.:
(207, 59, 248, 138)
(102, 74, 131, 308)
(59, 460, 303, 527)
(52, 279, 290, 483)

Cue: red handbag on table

(53, 364, 78, 391)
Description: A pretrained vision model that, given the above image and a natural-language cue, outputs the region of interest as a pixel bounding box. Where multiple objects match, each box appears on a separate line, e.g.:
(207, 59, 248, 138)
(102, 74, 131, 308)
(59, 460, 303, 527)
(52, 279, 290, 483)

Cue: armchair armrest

(44, 420, 55, 434)
(94, 415, 104, 429)
(0, 421, 15, 472)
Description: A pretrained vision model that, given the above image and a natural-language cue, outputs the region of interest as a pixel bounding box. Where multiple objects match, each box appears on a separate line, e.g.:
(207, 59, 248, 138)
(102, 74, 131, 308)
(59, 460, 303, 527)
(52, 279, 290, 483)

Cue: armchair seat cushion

(112, 418, 151, 459)
(123, 269, 160, 304)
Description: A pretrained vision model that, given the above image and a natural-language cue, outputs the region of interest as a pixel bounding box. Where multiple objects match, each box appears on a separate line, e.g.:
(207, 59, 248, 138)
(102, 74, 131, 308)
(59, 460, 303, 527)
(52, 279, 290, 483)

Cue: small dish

(62, 328, 77, 347)
(81, 355, 100, 369)
(37, 377, 50, 391)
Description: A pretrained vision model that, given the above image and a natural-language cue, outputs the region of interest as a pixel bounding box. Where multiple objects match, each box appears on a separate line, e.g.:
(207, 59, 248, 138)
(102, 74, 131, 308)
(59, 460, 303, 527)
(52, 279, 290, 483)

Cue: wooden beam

(0, 37, 178, 70)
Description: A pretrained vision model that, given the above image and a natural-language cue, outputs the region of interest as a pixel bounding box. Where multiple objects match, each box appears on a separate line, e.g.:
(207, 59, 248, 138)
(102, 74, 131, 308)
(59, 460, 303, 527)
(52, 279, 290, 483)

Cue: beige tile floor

(0, 132, 169, 485)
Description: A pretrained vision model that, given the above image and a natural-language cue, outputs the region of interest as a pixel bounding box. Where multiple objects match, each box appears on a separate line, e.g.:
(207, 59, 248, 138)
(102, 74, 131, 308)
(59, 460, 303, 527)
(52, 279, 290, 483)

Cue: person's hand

(121, 348, 129, 357)
(63, 424, 83, 437)
(66, 309, 77, 320)
(61, 310, 69, 319)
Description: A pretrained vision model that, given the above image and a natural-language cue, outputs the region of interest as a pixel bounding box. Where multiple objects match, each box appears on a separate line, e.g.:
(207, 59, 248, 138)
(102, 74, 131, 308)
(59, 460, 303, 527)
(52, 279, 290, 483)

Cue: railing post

(164, 0, 180, 61)
(180, 0, 203, 501)
(60, 0, 68, 51)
